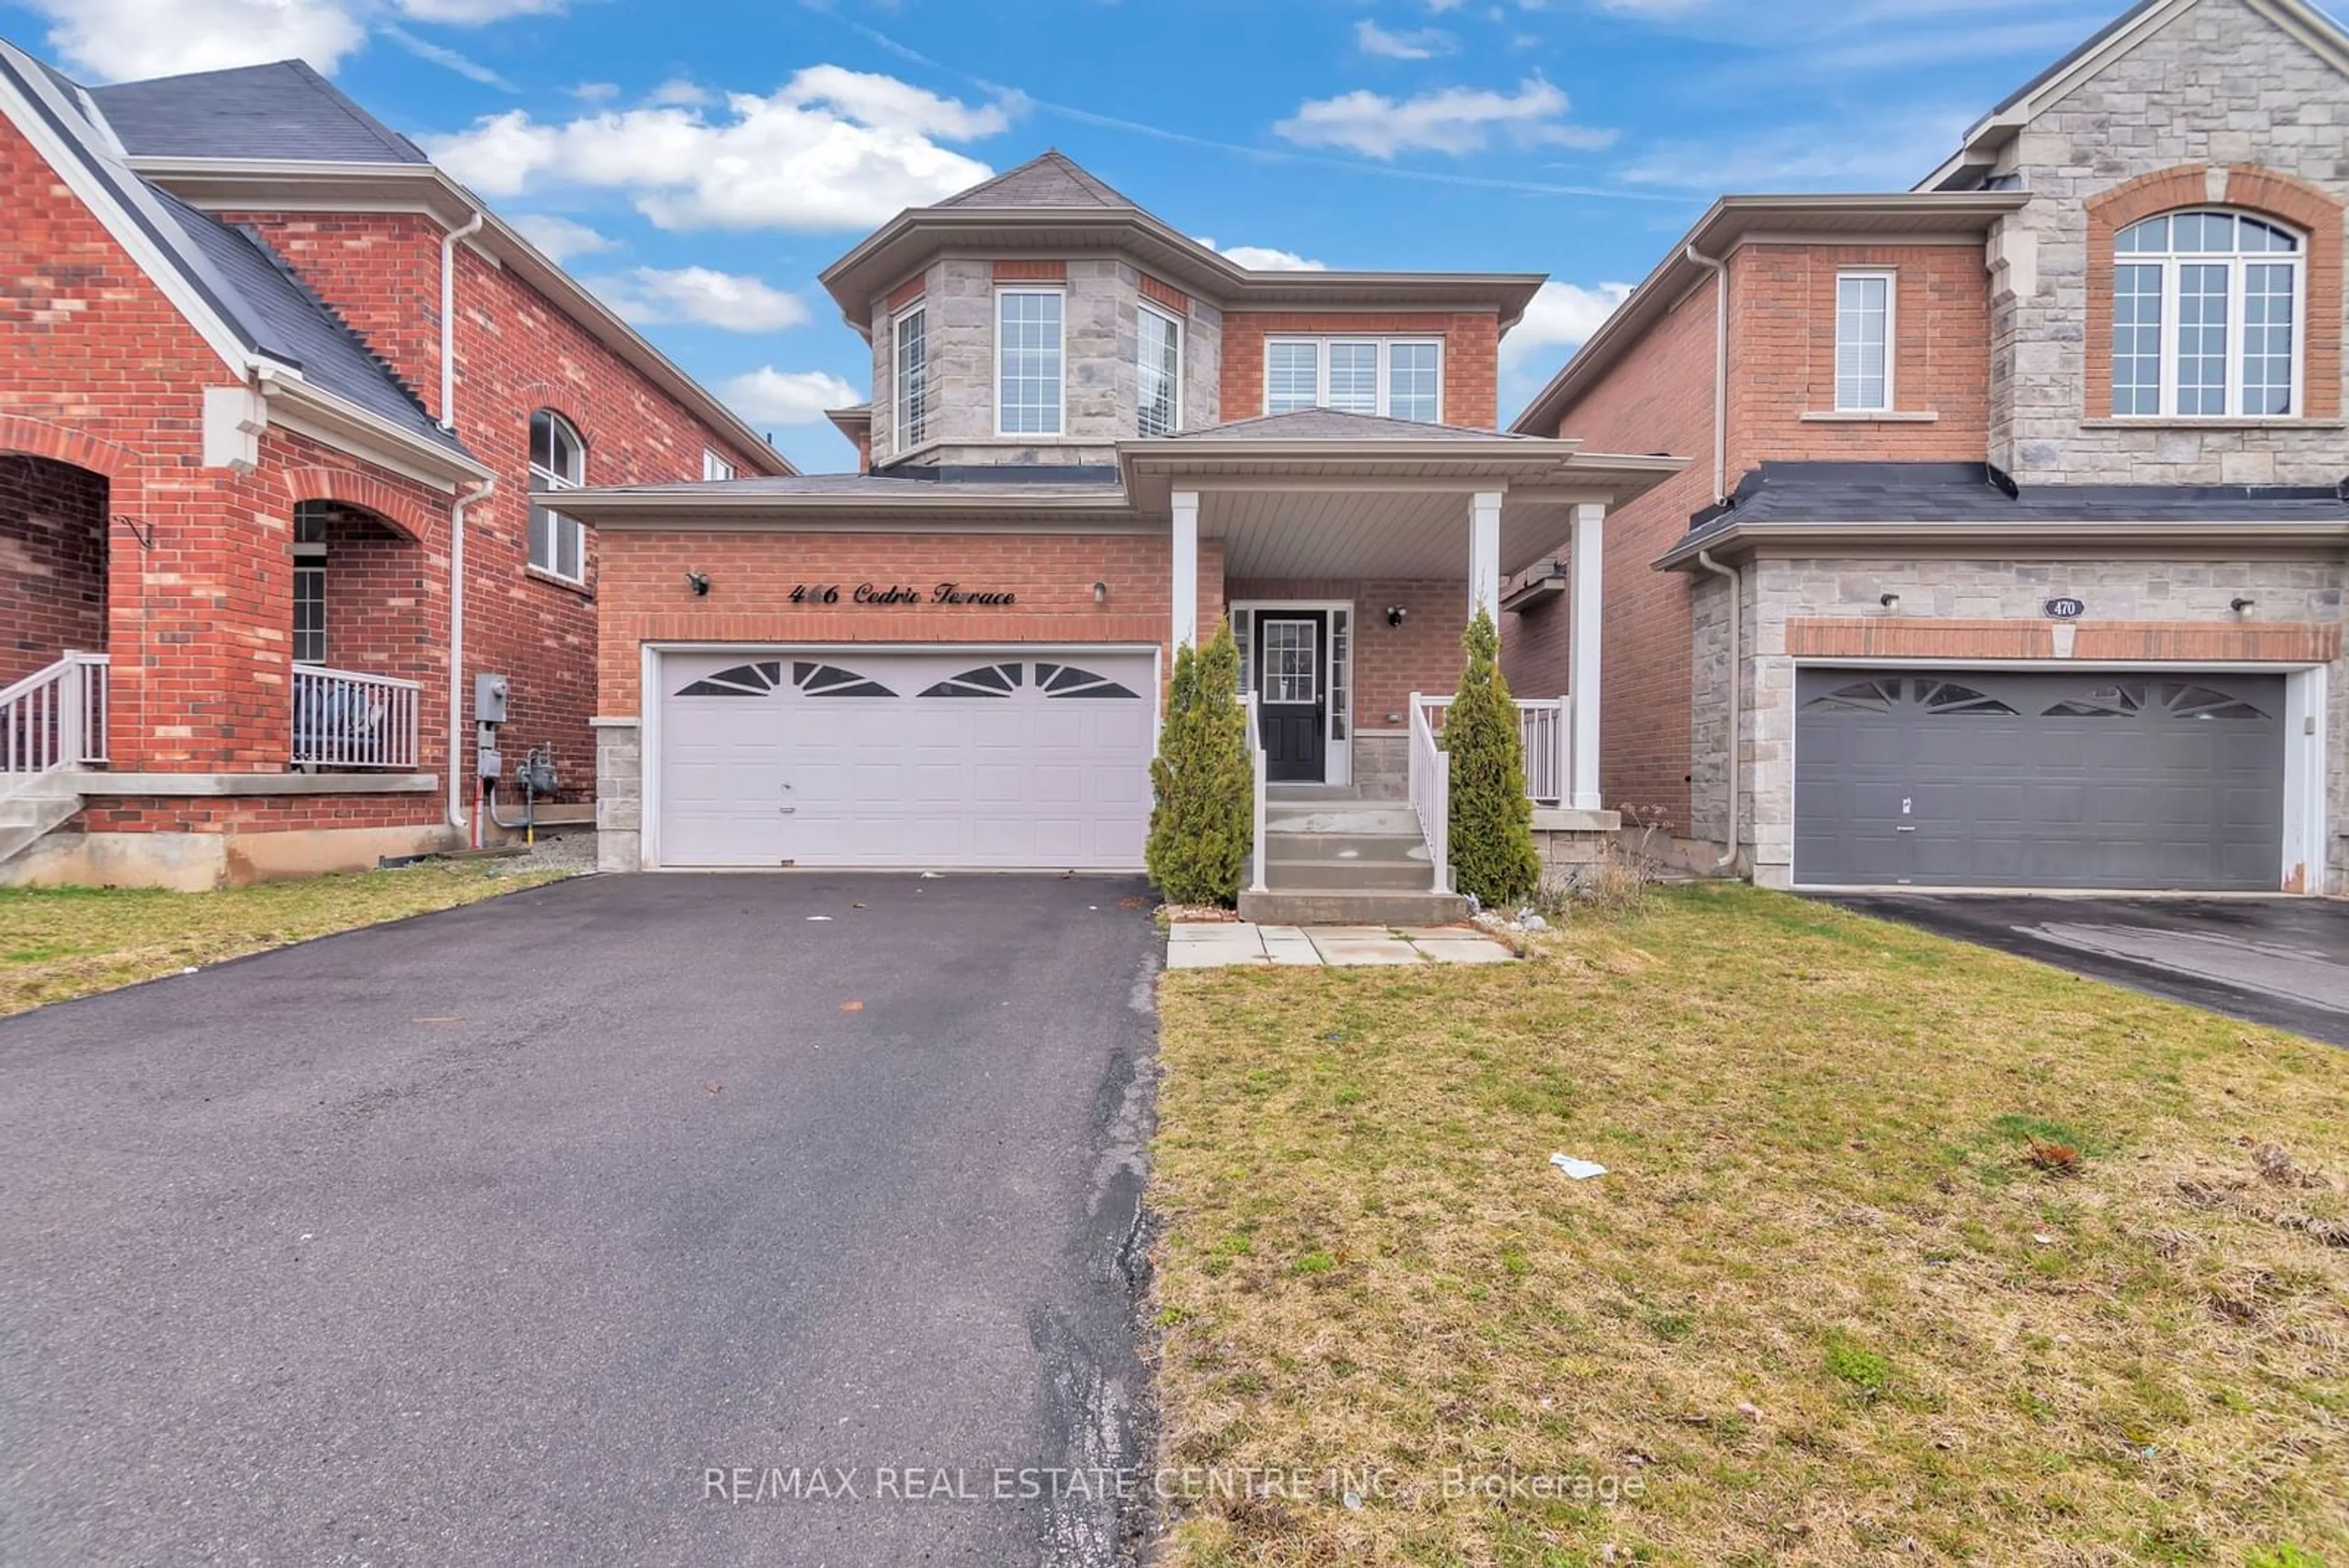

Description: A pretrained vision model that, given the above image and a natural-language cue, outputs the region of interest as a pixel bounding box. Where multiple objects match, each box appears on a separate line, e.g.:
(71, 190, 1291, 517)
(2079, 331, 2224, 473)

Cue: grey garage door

(1794, 669, 2285, 891)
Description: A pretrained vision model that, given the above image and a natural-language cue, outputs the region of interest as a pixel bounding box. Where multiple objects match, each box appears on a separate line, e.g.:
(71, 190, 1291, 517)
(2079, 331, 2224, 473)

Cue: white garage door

(656, 649, 1156, 870)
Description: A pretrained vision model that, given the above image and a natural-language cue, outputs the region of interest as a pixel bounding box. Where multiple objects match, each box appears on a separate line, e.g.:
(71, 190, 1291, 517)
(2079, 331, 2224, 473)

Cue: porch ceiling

(1201, 488, 1585, 579)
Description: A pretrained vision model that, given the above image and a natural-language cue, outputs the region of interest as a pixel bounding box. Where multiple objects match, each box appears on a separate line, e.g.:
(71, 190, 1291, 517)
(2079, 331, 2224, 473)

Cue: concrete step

(1238, 888, 1472, 926)
(0, 788, 82, 871)
(1266, 857, 1438, 892)
(1264, 803, 1421, 836)
(1261, 830, 1431, 861)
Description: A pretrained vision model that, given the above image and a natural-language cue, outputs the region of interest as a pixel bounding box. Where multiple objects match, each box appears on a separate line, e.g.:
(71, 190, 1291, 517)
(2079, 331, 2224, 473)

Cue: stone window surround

(2082, 163, 2345, 426)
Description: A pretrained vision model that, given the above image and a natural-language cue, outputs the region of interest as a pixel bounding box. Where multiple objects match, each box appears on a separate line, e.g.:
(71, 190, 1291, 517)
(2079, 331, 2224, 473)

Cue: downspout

(1683, 242, 1728, 502)
(439, 209, 486, 834)
(1695, 549, 1740, 872)
(447, 478, 493, 831)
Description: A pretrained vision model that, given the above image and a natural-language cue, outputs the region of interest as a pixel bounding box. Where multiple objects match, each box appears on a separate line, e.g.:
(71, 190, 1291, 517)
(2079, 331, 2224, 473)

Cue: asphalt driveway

(0, 872, 1160, 1567)
(1826, 893, 2349, 1046)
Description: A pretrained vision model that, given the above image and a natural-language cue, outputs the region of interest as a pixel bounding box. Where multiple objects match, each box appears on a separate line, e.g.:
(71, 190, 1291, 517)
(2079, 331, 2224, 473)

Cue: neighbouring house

(1507, 0, 2349, 896)
(571, 152, 1680, 921)
(0, 44, 790, 888)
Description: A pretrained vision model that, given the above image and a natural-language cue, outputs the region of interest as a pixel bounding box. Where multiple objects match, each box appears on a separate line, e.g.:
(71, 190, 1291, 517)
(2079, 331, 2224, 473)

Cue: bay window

(895, 303, 929, 451)
(1137, 302, 1182, 436)
(996, 289, 1064, 436)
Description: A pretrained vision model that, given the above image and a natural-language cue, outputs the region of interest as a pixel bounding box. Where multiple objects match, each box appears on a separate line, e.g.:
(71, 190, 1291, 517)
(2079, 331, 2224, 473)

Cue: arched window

(528, 410, 585, 582)
(2112, 209, 2302, 418)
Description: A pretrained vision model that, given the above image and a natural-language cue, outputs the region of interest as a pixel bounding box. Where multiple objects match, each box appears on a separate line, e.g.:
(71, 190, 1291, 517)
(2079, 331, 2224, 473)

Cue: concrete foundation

(4, 821, 461, 890)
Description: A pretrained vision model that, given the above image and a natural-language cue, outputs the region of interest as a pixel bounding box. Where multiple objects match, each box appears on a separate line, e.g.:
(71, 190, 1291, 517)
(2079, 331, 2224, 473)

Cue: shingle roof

(87, 59, 427, 164)
(931, 150, 1140, 211)
(1692, 461, 2349, 534)
(1167, 408, 1535, 442)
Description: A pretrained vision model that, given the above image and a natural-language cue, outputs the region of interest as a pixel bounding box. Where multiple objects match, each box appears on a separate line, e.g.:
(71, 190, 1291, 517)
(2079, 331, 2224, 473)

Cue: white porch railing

(1407, 691, 1452, 894)
(1414, 694, 1574, 807)
(1242, 691, 1268, 894)
(292, 664, 419, 770)
(1, 652, 108, 775)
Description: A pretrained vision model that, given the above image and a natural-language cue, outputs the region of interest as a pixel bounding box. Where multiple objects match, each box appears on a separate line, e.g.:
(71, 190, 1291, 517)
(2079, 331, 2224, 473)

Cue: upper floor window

(996, 289, 1064, 436)
(1835, 272, 1894, 412)
(2112, 210, 2302, 418)
(895, 304, 929, 451)
(1263, 338, 1443, 422)
(702, 449, 735, 482)
(528, 409, 585, 583)
(1137, 303, 1182, 437)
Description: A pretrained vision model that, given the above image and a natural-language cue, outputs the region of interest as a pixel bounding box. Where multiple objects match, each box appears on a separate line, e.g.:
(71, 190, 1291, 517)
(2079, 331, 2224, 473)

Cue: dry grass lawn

(1149, 884, 2348, 1567)
(0, 862, 568, 1016)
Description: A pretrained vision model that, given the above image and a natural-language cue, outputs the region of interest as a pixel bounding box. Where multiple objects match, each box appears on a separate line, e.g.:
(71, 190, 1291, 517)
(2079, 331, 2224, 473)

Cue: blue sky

(8, 0, 2158, 470)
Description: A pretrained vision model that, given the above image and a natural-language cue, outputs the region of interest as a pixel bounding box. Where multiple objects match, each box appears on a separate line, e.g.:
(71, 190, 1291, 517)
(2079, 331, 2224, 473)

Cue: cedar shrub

(1445, 609, 1540, 906)
(1146, 625, 1253, 906)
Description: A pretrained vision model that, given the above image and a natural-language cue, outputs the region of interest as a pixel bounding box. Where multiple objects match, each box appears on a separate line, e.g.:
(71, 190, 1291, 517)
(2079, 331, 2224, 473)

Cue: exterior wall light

(1093, 580, 1108, 604)
(686, 571, 710, 596)
(1879, 592, 1901, 612)
(2231, 596, 2257, 614)
(1385, 605, 1408, 628)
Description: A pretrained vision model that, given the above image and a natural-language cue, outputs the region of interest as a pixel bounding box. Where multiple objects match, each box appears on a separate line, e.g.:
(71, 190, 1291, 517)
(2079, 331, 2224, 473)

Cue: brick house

(574, 153, 1680, 921)
(0, 44, 789, 888)
(1508, 0, 2349, 895)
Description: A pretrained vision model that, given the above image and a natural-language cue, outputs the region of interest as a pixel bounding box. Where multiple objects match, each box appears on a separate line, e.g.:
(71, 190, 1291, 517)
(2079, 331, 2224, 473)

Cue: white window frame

(2110, 210, 2307, 420)
(894, 302, 929, 453)
(1260, 336, 1444, 422)
(994, 287, 1066, 438)
(1136, 300, 1184, 437)
(702, 448, 735, 482)
(1833, 270, 1896, 414)
(527, 409, 586, 585)
(292, 503, 327, 666)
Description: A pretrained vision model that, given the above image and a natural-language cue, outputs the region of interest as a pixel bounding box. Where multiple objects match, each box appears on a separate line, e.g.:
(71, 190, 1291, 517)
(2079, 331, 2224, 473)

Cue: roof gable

(87, 59, 426, 165)
(932, 150, 1140, 212)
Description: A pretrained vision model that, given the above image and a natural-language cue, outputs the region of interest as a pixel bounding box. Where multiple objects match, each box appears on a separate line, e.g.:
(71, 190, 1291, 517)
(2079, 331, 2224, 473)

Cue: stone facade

(593, 719, 641, 874)
(866, 257, 1223, 467)
(1699, 552, 2349, 893)
(1986, 0, 2349, 483)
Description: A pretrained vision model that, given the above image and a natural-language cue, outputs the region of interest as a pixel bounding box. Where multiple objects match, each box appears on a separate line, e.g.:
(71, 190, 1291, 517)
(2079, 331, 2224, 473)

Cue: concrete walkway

(1167, 921, 1513, 968)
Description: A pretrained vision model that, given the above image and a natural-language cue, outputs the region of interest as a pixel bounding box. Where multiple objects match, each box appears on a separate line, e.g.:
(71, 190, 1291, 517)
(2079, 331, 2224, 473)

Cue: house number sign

(790, 582, 1019, 608)
(2043, 597, 2087, 619)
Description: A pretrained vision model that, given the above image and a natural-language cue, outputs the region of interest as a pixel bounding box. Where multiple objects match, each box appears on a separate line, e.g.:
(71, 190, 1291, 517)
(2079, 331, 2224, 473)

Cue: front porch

(1126, 422, 1682, 916)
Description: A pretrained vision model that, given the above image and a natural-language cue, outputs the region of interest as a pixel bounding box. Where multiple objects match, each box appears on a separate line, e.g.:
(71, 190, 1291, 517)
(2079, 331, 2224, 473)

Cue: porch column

(1468, 489, 1502, 620)
(1568, 501, 1605, 811)
(1171, 488, 1199, 652)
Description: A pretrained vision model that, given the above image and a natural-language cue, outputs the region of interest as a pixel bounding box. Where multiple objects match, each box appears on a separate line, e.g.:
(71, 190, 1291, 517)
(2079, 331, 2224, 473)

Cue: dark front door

(1255, 612, 1327, 783)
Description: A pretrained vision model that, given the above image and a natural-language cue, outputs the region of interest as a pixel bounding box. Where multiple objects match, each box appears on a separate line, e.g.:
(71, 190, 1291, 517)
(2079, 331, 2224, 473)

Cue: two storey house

(570, 154, 1680, 919)
(1510, 0, 2349, 896)
(0, 44, 789, 888)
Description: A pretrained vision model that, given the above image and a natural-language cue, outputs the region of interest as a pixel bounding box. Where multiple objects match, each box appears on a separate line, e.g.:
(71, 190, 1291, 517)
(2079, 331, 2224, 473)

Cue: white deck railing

(1407, 691, 1451, 894)
(292, 664, 419, 770)
(1, 652, 108, 775)
(1415, 694, 1573, 806)
(1243, 691, 1268, 894)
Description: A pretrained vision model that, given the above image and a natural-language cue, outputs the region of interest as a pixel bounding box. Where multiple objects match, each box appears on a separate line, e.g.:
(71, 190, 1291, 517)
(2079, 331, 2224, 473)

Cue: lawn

(0, 862, 570, 1016)
(1149, 884, 2348, 1567)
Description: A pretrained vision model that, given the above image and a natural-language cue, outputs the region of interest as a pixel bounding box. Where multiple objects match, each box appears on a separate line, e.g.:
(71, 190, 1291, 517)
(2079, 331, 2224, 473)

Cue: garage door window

(1036, 663, 1140, 699)
(1803, 678, 1899, 714)
(921, 663, 1022, 697)
(675, 660, 897, 698)
(1918, 680, 2016, 716)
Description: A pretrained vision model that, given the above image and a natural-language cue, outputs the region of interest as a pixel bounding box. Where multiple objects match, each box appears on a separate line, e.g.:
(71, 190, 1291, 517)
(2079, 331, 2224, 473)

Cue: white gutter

(1684, 243, 1729, 502)
(447, 477, 494, 830)
(439, 209, 483, 429)
(1695, 548, 1740, 872)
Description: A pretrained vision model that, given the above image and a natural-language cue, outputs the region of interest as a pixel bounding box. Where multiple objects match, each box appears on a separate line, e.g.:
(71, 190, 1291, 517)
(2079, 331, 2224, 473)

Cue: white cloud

(1356, 19, 1457, 59)
(1196, 237, 1329, 272)
(588, 266, 810, 332)
(508, 213, 617, 261)
(570, 81, 620, 102)
(395, 0, 562, 21)
(30, 0, 368, 80)
(646, 78, 711, 107)
(720, 368, 863, 425)
(1501, 280, 1634, 369)
(421, 66, 1009, 231)
(1274, 78, 1616, 160)
(378, 23, 515, 89)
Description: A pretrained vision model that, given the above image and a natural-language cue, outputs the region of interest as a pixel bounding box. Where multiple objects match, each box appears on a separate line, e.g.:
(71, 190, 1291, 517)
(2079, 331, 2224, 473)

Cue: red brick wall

(1, 454, 107, 686)
(1728, 243, 1991, 458)
(222, 212, 443, 417)
(1219, 311, 1501, 429)
(596, 530, 1226, 713)
(1524, 270, 1721, 830)
(1225, 578, 1464, 727)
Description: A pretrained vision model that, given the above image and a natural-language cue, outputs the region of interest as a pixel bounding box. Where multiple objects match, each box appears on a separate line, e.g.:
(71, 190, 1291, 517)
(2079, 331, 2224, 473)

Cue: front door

(1254, 612, 1327, 783)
